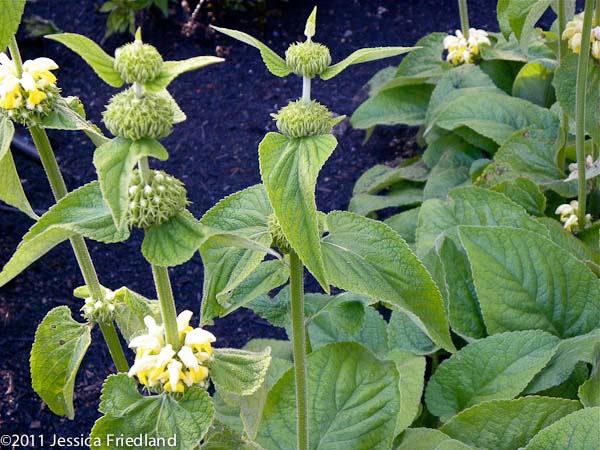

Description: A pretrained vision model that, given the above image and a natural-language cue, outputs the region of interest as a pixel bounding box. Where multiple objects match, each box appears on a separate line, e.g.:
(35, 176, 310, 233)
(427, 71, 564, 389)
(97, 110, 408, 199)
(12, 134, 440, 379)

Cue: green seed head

(103, 88, 175, 141)
(272, 99, 334, 138)
(285, 41, 331, 78)
(114, 41, 163, 84)
(127, 170, 188, 228)
(268, 213, 292, 254)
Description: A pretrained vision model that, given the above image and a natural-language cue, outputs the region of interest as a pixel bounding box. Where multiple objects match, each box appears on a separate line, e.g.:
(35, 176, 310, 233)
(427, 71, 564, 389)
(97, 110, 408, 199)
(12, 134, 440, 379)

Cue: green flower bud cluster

(268, 213, 292, 254)
(114, 41, 164, 84)
(103, 88, 176, 141)
(81, 289, 117, 323)
(272, 99, 334, 138)
(127, 169, 188, 228)
(285, 41, 332, 78)
(4, 84, 59, 127)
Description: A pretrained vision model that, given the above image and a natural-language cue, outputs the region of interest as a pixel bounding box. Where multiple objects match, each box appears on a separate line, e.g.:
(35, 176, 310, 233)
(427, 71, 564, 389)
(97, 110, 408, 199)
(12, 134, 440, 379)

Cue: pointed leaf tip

(305, 7, 317, 38)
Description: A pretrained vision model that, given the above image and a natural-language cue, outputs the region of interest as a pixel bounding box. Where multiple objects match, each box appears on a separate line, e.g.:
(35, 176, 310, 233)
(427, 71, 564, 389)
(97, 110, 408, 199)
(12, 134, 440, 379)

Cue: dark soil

(0, 0, 514, 445)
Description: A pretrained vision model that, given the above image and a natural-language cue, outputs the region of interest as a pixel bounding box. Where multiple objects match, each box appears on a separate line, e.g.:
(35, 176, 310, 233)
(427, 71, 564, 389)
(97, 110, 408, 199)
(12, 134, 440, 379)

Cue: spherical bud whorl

(285, 41, 331, 78)
(114, 41, 163, 84)
(103, 88, 175, 141)
(268, 214, 292, 254)
(127, 170, 188, 228)
(272, 99, 333, 138)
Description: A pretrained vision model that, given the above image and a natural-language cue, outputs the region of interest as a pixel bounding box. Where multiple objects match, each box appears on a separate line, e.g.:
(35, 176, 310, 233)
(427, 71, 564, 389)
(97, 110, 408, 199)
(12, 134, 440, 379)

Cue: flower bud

(268, 213, 292, 254)
(127, 170, 188, 228)
(272, 99, 334, 138)
(102, 88, 175, 141)
(80, 289, 117, 323)
(114, 41, 163, 84)
(285, 41, 331, 78)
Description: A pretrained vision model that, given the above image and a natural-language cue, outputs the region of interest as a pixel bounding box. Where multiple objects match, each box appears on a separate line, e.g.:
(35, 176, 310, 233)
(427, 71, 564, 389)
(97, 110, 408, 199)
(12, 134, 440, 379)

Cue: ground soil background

(0, 0, 547, 445)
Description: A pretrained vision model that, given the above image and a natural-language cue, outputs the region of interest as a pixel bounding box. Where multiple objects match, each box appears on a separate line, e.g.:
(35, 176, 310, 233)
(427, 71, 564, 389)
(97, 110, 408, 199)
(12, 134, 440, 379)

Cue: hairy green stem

(151, 265, 181, 351)
(302, 76, 312, 102)
(557, 0, 569, 169)
(28, 125, 129, 372)
(458, 0, 470, 39)
(8, 37, 23, 77)
(575, 0, 595, 226)
(289, 252, 309, 450)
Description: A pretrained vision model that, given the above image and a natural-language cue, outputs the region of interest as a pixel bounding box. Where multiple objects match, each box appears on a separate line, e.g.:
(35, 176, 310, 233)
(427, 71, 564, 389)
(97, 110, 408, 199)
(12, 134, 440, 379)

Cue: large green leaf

(425, 330, 559, 421)
(441, 396, 581, 450)
(321, 46, 415, 80)
(0, 0, 25, 51)
(141, 210, 207, 267)
(0, 182, 129, 287)
(30, 306, 92, 419)
(490, 177, 547, 216)
(321, 211, 454, 352)
(394, 428, 474, 450)
(0, 116, 37, 219)
(112, 287, 160, 342)
(352, 160, 429, 195)
(46, 33, 123, 87)
(437, 237, 485, 340)
(525, 408, 600, 450)
(388, 350, 426, 435)
(388, 310, 439, 355)
(578, 346, 600, 407)
(211, 27, 290, 77)
(384, 208, 420, 246)
(526, 329, 600, 393)
(554, 52, 600, 142)
(257, 342, 400, 450)
(423, 148, 482, 200)
(145, 56, 224, 91)
(351, 84, 434, 129)
(41, 96, 108, 146)
(512, 59, 556, 107)
(477, 128, 571, 196)
(200, 185, 273, 325)
(308, 302, 389, 357)
(416, 186, 546, 258)
(210, 348, 271, 396)
(348, 183, 423, 216)
(431, 90, 558, 145)
(259, 133, 337, 291)
(90, 374, 214, 450)
(94, 137, 168, 228)
(459, 226, 600, 337)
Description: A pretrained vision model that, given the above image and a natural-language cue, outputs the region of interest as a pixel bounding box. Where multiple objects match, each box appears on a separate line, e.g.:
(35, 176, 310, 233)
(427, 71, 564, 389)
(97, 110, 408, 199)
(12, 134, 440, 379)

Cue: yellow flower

(563, 14, 600, 59)
(443, 28, 489, 66)
(555, 200, 592, 232)
(128, 310, 216, 393)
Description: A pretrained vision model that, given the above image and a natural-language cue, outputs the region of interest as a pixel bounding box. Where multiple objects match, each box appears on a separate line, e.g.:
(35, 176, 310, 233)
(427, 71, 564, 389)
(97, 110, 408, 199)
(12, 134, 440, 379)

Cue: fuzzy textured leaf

(388, 310, 439, 355)
(146, 56, 224, 91)
(46, 33, 123, 87)
(30, 306, 91, 419)
(321, 211, 454, 352)
(459, 226, 600, 337)
(259, 133, 337, 291)
(441, 396, 581, 450)
(257, 342, 400, 450)
(321, 46, 415, 80)
(0, 182, 129, 287)
(91, 374, 214, 450)
(425, 330, 559, 421)
(210, 348, 271, 396)
(524, 408, 600, 450)
(142, 210, 207, 267)
(0, 0, 25, 51)
(211, 27, 290, 77)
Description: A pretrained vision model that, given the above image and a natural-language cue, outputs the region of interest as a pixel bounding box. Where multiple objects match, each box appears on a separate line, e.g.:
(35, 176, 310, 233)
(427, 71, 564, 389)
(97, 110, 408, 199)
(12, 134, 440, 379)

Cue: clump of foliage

(0, 0, 599, 449)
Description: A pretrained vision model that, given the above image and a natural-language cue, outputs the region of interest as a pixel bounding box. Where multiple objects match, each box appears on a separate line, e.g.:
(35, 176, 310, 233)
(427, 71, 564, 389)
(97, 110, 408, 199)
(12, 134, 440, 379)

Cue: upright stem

(575, 0, 595, 226)
(28, 126, 129, 372)
(152, 265, 181, 351)
(289, 252, 309, 450)
(302, 77, 312, 102)
(8, 37, 23, 76)
(557, 0, 569, 169)
(458, 0, 470, 39)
